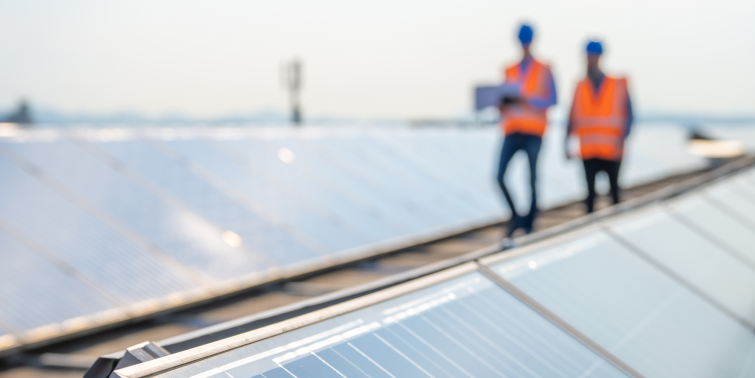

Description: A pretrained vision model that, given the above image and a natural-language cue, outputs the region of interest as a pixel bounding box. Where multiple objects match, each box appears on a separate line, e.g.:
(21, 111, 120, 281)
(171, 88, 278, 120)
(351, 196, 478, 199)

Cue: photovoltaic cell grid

(0, 124, 706, 349)
(152, 271, 628, 378)
(485, 182, 755, 377)
(138, 167, 755, 378)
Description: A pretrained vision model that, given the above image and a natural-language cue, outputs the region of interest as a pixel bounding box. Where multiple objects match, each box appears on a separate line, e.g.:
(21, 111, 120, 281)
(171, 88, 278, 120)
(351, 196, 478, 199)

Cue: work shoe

(506, 215, 521, 238)
(501, 237, 517, 250)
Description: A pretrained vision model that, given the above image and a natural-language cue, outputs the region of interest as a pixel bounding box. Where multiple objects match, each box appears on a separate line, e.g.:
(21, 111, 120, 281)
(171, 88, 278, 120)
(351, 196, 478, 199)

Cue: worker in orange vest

(497, 24, 557, 237)
(566, 40, 634, 213)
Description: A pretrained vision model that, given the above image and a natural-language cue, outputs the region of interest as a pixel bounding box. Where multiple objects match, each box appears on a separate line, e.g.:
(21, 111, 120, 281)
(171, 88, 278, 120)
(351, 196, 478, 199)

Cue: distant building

(4, 100, 33, 125)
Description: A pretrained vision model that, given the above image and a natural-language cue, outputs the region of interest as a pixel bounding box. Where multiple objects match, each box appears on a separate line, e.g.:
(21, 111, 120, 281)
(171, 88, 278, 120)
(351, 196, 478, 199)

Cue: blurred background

(2, 1, 755, 378)
(1, 0, 754, 126)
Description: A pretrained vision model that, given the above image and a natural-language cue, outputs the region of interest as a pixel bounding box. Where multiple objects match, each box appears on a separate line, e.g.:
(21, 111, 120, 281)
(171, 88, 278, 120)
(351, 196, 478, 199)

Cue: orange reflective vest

(570, 76, 629, 161)
(501, 59, 551, 137)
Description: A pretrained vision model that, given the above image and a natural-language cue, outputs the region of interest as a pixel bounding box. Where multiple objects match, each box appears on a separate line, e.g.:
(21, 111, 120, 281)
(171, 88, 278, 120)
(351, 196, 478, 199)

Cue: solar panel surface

(485, 229, 755, 378)
(259, 137, 435, 235)
(607, 205, 755, 328)
(217, 138, 402, 243)
(95, 139, 323, 266)
(668, 193, 755, 268)
(165, 138, 371, 253)
(0, 124, 709, 350)
(0, 152, 193, 305)
(3, 140, 267, 281)
(0, 228, 114, 333)
(705, 179, 755, 226)
(151, 270, 629, 378)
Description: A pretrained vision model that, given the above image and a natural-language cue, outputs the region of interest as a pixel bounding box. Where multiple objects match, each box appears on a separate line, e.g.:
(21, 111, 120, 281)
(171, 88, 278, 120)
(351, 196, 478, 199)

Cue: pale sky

(1, 0, 753, 120)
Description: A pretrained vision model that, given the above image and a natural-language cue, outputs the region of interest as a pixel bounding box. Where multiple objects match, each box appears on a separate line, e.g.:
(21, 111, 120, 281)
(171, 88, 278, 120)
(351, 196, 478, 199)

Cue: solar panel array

(0, 123, 704, 352)
(135, 166, 755, 378)
(145, 266, 630, 378)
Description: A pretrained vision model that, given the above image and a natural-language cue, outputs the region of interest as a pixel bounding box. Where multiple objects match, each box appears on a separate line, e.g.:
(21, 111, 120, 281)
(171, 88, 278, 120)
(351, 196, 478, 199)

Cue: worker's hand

(565, 151, 572, 160)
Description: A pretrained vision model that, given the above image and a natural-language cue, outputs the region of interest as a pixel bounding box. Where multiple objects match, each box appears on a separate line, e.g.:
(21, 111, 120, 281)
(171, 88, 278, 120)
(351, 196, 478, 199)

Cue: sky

(1, 0, 754, 121)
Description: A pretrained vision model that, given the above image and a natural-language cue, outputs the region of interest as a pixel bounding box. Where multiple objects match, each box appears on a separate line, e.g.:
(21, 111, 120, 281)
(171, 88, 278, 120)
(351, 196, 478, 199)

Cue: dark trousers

(496, 133, 541, 234)
(583, 158, 622, 213)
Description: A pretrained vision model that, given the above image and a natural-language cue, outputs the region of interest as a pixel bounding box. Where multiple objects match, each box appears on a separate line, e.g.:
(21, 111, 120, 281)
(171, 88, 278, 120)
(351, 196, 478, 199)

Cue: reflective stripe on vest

(501, 60, 549, 137)
(572, 76, 628, 161)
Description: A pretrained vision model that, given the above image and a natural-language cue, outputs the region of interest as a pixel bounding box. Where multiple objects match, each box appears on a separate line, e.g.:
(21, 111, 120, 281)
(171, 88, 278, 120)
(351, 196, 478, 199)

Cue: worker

(497, 23, 557, 237)
(566, 40, 634, 213)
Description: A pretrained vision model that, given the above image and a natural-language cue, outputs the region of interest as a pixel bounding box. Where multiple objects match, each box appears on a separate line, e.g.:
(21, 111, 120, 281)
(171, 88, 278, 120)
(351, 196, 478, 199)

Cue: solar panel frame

(704, 178, 755, 227)
(666, 193, 755, 270)
(604, 204, 755, 330)
(112, 262, 637, 378)
(480, 224, 755, 378)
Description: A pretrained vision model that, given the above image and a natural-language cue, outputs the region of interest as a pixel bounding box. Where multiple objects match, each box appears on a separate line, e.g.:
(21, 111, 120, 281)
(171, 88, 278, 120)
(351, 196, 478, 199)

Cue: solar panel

(704, 180, 755, 226)
(224, 136, 409, 243)
(4, 139, 269, 281)
(436, 129, 498, 185)
(537, 130, 584, 208)
(278, 136, 451, 231)
(668, 192, 755, 267)
(375, 131, 501, 214)
(622, 124, 707, 182)
(348, 134, 488, 221)
(0, 124, 718, 352)
(162, 138, 368, 253)
(0, 227, 114, 333)
(312, 136, 463, 226)
(146, 267, 629, 378)
(606, 205, 755, 329)
(93, 139, 323, 267)
(730, 174, 755, 197)
(0, 151, 194, 305)
(250, 136, 429, 236)
(483, 229, 755, 378)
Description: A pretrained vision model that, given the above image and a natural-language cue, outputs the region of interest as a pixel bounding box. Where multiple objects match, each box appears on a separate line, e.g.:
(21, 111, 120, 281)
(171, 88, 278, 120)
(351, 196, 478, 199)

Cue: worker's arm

(565, 119, 574, 160)
(527, 68, 557, 109)
(624, 94, 634, 138)
(565, 93, 577, 159)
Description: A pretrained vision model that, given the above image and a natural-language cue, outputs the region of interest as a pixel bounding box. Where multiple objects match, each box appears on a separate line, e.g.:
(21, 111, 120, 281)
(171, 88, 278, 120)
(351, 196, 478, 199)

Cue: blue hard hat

(586, 40, 603, 55)
(518, 24, 534, 44)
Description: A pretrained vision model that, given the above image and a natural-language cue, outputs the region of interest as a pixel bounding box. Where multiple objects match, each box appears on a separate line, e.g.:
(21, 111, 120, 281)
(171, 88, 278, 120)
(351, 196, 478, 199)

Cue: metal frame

(482, 194, 755, 332)
(113, 258, 646, 378)
(113, 242, 649, 378)
(476, 263, 645, 378)
(111, 263, 479, 378)
(602, 210, 755, 331)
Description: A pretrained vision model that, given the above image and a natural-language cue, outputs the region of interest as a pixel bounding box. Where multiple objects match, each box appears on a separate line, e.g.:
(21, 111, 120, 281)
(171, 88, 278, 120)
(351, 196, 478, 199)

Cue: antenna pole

(283, 59, 303, 125)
